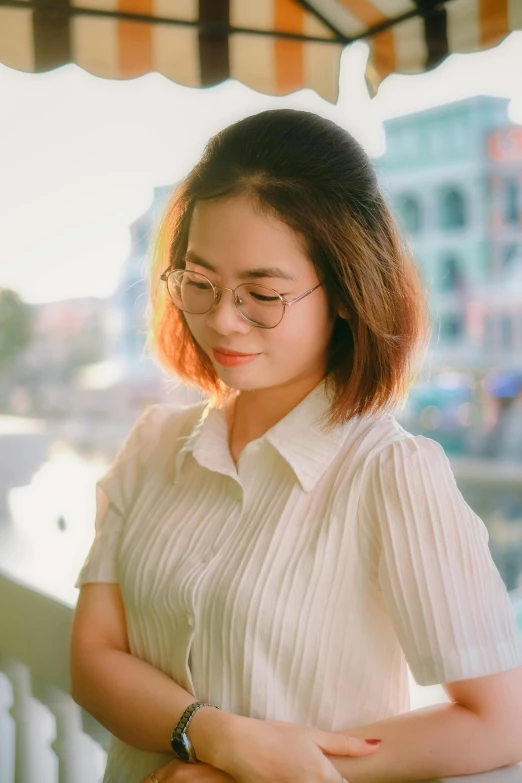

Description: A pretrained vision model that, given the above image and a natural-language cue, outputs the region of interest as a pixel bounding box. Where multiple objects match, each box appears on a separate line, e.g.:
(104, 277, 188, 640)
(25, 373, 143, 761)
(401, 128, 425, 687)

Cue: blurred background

(0, 2, 521, 780)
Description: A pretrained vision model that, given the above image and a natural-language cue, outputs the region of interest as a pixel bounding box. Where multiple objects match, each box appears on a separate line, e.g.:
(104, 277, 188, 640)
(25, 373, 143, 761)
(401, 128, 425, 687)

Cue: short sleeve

(74, 404, 158, 588)
(360, 434, 522, 686)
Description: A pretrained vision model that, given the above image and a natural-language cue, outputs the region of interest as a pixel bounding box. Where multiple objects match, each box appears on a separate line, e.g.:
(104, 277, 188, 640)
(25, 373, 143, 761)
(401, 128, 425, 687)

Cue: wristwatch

(170, 701, 220, 763)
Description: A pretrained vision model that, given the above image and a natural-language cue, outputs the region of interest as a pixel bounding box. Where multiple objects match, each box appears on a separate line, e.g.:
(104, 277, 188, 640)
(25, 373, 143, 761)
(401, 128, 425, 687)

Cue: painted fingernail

(365, 739, 382, 745)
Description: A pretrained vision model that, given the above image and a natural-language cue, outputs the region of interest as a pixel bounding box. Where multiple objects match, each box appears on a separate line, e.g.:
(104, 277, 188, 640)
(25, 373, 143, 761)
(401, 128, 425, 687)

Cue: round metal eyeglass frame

(159, 267, 324, 329)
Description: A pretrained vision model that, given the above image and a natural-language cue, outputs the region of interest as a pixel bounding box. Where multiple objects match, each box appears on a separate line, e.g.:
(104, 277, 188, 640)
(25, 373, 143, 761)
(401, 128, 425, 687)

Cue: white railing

(0, 572, 108, 783)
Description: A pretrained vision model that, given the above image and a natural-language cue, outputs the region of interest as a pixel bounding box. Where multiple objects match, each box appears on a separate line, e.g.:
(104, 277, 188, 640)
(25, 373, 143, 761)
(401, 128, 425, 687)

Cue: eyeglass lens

(167, 270, 284, 328)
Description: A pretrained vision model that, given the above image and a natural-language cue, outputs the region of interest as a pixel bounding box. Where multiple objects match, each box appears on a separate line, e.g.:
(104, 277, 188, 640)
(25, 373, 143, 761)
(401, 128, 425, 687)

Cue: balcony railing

(0, 570, 109, 783)
(1, 558, 522, 783)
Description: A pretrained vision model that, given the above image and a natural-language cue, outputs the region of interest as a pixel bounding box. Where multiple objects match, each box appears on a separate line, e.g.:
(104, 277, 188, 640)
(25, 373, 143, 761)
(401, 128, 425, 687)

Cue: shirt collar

(174, 400, 238, 484)
(263, 381, 352, 491)
(173, 380, 364, 492)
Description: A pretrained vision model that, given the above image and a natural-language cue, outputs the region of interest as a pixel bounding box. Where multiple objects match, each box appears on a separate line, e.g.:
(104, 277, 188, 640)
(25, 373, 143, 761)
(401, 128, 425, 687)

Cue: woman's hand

(206, 716, 381, 783)
(139, 758, 235, 783)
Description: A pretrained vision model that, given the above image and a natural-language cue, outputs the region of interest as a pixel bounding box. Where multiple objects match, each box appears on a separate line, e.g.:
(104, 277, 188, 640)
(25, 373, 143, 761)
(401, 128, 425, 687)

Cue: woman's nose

(205, 288, 250, 333)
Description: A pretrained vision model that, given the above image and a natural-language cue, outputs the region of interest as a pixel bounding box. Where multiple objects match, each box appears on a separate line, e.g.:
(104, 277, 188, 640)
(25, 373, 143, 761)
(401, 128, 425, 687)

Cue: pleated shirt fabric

(75, 380, 522, 783)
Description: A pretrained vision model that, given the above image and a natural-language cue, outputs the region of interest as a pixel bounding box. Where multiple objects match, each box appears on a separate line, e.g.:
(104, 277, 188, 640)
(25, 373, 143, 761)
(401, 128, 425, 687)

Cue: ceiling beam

(291, 0, 346, 40)
(0, 0, 458, 47)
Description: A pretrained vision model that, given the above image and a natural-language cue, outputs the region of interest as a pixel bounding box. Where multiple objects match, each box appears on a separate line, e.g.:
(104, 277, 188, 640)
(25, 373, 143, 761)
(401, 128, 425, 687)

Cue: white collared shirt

(76, 380, 522, 783)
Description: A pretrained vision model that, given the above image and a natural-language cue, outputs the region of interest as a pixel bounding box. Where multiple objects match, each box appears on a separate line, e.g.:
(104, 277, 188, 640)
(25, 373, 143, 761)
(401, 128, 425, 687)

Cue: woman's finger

(315, 730, 382, 757)
(138, 772, 159, 783)
(138, 763, 171, 783)
(140, 759, 236, 783)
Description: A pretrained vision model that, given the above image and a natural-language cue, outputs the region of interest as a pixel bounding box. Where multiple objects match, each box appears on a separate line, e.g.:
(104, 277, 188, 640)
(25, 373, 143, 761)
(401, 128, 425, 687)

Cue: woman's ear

(337, 307, 351, 323)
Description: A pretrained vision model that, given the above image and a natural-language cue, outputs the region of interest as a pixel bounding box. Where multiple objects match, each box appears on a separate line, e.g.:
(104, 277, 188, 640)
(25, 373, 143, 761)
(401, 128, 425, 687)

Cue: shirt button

(187, 617, 194, 629)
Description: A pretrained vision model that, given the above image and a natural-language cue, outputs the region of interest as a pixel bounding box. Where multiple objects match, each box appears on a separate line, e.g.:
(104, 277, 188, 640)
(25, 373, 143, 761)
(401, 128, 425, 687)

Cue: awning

(0, 0, 519, 102)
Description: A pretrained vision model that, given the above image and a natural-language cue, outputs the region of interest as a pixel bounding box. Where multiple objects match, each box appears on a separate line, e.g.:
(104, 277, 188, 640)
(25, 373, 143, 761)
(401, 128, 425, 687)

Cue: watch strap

(170, 701, 219, 763)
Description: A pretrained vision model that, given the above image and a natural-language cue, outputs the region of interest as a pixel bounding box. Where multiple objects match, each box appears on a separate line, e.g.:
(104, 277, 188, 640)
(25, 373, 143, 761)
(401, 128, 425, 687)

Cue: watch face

(171, 735, 189, 761)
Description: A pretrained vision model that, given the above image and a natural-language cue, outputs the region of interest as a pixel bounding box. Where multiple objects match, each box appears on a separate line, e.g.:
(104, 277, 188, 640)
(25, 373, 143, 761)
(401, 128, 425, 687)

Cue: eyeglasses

(160, 268, 323, 329)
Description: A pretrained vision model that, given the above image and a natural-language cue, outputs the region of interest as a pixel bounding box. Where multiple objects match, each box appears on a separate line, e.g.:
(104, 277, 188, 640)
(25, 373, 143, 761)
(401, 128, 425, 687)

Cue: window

(440, 255, 464, 292)
(440, 314, 464, 340)
(502, 244, 520, 270)
(505, 179, 519, 225)
(483, 314, 495, 350)
(439, 187, 467, 229)
(500, 315, 513, 350)
(396, 193, 422, 234)
(428, 126, 444, 156)
(453, 120, 467, 152)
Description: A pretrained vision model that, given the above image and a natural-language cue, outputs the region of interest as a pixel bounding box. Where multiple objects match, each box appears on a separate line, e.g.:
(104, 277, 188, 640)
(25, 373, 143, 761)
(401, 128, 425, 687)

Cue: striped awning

(0, 0, 519, 102)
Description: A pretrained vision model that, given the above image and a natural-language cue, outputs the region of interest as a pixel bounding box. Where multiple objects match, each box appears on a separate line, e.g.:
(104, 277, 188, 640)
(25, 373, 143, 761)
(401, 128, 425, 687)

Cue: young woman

(71, 109, 522, 783)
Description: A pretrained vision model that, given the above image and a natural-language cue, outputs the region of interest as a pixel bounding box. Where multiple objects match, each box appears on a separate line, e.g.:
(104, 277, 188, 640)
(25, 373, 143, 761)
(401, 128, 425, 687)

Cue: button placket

(184, 478, 244, 688)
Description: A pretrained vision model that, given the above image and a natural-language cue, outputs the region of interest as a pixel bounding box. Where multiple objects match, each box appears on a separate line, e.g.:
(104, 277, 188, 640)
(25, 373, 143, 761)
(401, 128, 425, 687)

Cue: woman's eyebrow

(184, 251, 297, 282)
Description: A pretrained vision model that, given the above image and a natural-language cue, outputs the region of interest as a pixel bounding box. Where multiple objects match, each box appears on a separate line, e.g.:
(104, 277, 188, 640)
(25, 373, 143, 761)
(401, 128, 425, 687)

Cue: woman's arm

(70, 583, 234, 755)
(70, 587, 379, 782)
(327, 666, 522, 783)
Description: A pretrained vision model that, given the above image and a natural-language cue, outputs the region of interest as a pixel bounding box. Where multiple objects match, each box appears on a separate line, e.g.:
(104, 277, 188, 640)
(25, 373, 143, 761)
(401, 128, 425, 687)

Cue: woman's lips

(212, 348, 260, 367)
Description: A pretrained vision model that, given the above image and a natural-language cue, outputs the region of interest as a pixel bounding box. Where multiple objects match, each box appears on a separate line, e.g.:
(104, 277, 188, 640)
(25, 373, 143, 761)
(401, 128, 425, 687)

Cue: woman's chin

(216, 371, 259, 390)
(213, 365, 270, 392)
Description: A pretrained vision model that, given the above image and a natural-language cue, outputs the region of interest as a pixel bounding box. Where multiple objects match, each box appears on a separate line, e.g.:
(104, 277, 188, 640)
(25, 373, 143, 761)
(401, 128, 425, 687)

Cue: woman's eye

(251, 293, 279, 302)
(187, 280, 210, 290)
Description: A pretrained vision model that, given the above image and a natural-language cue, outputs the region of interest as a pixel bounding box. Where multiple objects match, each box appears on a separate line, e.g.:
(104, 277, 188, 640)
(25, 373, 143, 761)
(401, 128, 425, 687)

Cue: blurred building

(106, 184, 200, 413)
(9, 297, 110, 413)
(5, 184, 200, 423)
(375, 95, 522, 371)
(113, 183, 172, 367)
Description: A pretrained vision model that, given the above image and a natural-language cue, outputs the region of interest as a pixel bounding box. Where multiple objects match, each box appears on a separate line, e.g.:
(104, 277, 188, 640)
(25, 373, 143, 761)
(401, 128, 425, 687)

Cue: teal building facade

(374, 95, 522, 371)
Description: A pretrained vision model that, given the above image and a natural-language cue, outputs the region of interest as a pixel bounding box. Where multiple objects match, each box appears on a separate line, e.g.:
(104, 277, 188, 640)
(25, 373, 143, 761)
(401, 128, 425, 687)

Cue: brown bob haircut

(148, 109, 430, 429)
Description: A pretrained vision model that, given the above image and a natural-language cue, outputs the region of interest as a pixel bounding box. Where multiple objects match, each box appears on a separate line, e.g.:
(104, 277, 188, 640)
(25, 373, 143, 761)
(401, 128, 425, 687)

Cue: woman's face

(183, 193, 336, 393)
